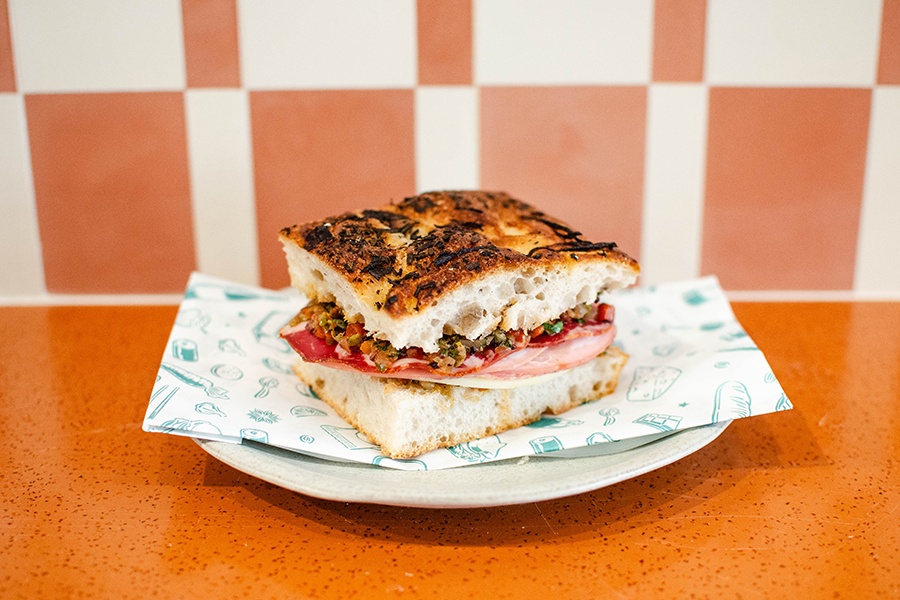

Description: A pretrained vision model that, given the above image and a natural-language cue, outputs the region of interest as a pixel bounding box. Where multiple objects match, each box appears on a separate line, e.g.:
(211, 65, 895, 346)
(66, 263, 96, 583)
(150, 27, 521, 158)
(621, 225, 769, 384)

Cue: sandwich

(278, 190, 640, 459)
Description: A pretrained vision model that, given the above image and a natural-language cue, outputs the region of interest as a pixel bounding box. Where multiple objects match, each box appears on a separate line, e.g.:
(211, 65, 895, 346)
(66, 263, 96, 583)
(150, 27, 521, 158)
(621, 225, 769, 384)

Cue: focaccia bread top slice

(280, 190, 639, 352)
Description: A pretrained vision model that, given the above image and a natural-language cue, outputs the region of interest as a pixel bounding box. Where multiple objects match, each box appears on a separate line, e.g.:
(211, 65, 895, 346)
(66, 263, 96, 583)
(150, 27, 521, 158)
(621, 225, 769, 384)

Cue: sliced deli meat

(279, 302, 618, 384)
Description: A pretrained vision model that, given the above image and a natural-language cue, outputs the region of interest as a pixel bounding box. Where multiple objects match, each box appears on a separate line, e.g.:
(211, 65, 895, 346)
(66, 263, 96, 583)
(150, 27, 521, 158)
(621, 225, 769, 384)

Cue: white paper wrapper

(142, 273, 791, 470)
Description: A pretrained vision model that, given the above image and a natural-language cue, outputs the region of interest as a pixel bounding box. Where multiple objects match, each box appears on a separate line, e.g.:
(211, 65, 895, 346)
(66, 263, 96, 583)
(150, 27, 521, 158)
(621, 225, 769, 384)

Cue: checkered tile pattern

(1, 0, 898, 297)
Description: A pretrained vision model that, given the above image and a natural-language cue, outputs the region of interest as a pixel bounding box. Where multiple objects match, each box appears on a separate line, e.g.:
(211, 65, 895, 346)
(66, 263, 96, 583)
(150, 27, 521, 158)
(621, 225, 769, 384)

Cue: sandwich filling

(279, 300, 617, 384)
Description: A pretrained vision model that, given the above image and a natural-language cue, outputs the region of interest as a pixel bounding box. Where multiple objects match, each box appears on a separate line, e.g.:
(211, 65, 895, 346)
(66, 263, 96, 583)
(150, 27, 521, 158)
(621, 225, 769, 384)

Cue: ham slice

(280, 319, 617, 383)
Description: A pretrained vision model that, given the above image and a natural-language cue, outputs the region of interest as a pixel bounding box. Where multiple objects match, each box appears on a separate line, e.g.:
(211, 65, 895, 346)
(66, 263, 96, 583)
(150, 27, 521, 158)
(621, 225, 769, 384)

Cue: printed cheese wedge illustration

(626, 366, 682, 401)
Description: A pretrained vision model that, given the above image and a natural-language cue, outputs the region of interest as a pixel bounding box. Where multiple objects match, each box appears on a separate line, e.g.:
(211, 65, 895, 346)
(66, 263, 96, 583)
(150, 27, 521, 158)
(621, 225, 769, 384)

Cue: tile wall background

(1, 0, 898, 300)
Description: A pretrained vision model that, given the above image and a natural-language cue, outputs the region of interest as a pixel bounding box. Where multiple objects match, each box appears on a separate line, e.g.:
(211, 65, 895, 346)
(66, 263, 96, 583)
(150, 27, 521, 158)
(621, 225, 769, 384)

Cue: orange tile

(480, 86, 646, 259)
(652, 0, 706, 82)
(878, 0, 900, 84)
(417, 0, 472, 85)
(26, 93, 195, 293)
(0, 0, 16, 91)
(703, 88, 871, 290)
(251, 90, 416, 289)
(182, 0, 241, 87)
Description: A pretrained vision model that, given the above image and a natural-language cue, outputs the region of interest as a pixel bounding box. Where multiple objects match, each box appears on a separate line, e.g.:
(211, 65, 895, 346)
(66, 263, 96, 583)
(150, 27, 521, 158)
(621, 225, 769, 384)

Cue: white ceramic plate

(195, 420, 731, 508)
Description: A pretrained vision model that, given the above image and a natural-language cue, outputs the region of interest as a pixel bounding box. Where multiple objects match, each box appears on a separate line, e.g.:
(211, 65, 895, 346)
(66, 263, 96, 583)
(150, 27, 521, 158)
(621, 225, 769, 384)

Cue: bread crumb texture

(295, 347, 628, 459)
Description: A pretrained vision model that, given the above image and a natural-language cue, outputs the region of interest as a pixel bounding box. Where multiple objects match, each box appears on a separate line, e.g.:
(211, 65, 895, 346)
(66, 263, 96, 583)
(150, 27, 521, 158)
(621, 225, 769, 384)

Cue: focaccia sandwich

(279, 190, 640, 459)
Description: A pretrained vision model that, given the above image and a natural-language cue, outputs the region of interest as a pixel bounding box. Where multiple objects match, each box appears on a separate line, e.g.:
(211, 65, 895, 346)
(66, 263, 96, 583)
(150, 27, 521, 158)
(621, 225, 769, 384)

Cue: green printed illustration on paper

(210, 363, 243, 380)
(186, 282, 286, 302)
(160, 363, 229, 399)
(194, 402, 226, 417)
(175, 307, 210, 333)
(290, 405, 327, 418)
(253, 311, 293, 353)
(526, 416, 584, 429)
(247, 408, 280, 424)
(598, 407, 619, 425)
(652, 342, 678, 357)
(633, 413, 682, 432)
(148, 384, 179, 419)
(218, 338, 246, 356)
(172, 338, 199, 361)
(161, 418, 222, 435)
(254, 376, 279, 398)
(528, 436, 564, 454)
(626, 366, 681, 401)
(372, 456, 428, 470)
(447, 436, 507, 463)
(587, 432, 618, 444)
(296, 383, 320, 399)
(240, 428, 269, 443)
(262, 356, 294, 375)
(712, 380, 752, 421)
(776, 394, 792, 411)
(322, 425, 379, 450)
(683, 289, 709, 305)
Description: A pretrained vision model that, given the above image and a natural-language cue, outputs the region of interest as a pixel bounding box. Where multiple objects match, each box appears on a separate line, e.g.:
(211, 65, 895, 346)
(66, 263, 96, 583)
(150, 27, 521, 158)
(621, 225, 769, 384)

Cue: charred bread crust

(279, 190, 640, 317)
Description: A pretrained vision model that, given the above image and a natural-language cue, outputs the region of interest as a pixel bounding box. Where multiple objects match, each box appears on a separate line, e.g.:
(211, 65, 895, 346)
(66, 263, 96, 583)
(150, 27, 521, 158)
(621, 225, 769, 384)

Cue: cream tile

(641, 84, 708, 285)
(9, 0, 185, 92)
(239, 0, 416, 89)
(415, 86, 479, 192)
(0, 94, 44, 295)
(185, 90, 259, 286)
(474, 0, 652, 85)
(856, 88, 900, 293)
(706, 0, 881, 86)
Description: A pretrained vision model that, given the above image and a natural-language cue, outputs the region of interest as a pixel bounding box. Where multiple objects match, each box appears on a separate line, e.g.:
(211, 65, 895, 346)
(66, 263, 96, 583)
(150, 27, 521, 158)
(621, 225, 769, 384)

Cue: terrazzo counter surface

(2, 302, 898, 598)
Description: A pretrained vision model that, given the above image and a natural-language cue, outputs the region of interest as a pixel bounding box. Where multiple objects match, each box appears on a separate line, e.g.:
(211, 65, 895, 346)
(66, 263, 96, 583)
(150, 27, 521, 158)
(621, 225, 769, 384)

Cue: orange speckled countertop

(1, 302, 899, 598)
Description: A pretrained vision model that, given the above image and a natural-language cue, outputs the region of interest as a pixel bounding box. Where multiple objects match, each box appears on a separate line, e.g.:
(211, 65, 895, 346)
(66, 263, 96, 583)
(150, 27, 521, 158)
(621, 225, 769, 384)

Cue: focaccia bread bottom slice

(293, 347, 628, 459)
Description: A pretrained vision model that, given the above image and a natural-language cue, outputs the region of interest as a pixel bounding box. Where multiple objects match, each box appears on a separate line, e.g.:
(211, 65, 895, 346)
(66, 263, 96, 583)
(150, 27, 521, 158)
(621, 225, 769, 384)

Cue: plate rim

(195, 420, 731, 508)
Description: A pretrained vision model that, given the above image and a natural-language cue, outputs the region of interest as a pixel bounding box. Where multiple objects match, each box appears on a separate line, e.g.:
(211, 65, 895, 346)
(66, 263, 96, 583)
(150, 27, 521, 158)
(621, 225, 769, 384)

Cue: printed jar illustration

(172, 339, 199, 362)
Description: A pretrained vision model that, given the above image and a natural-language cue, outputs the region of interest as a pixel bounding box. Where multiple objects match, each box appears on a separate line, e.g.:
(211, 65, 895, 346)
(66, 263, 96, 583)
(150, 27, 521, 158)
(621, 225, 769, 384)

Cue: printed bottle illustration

(160, 362, 229, 399)
(626, 366, 681, 401)
(633, 413, 682, 432)
(712, 380, 752, 421)
(529, 436, 564, 454)
(447, 436, 507, 462)
(240, 428, 269, 443)
(172, 338, 199, 362)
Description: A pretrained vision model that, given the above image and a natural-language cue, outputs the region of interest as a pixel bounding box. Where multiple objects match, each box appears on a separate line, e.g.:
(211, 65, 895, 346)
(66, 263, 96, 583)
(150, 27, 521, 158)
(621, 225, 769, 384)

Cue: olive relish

(292, 300, 611, 374)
